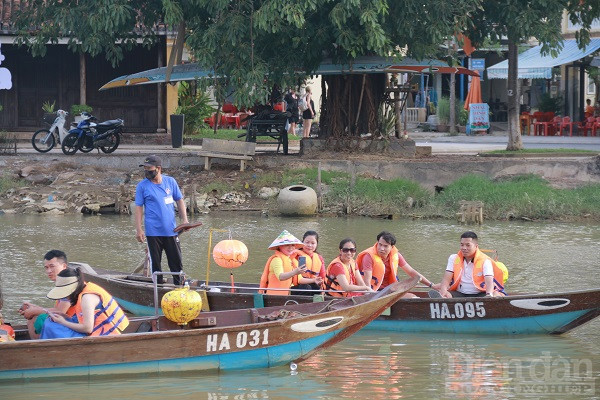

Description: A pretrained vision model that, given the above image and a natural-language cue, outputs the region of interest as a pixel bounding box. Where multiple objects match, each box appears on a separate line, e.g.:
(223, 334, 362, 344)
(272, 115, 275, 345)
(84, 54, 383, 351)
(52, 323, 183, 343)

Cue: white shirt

(446, 254, 493, 294)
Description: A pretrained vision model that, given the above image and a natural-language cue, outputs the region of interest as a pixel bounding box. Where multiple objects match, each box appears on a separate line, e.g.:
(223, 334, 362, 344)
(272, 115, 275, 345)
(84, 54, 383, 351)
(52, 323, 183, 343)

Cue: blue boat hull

(0, 331, 338, 381)
(365, 309, 592, 335)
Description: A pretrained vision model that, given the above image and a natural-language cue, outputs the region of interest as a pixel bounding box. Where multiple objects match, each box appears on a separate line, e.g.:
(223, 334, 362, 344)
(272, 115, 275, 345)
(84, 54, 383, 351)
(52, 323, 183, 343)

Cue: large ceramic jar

(277, 185, 318, 216)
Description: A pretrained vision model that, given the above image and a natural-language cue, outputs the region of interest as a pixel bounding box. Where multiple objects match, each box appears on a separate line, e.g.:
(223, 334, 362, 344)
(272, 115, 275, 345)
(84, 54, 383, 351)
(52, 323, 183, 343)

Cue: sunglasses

(341, 247, 356, 253)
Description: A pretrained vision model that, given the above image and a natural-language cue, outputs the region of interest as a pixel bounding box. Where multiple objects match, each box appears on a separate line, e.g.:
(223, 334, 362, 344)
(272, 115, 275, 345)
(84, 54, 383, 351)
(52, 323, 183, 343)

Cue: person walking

(135, 155, 188, 285)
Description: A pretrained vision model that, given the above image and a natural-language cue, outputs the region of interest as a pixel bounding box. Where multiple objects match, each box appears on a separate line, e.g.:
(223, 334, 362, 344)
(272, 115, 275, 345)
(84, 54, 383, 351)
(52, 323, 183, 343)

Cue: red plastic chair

(205, 113, 228, 129)
(557, 116, 574, 136)
(534, 115, 559, 136)
(225, 114, 241, 129)
(577, 117, 597, 137)
(593, 117, 600, 137)
(530, 112, 544, 135)
(222, 103, 238, 114)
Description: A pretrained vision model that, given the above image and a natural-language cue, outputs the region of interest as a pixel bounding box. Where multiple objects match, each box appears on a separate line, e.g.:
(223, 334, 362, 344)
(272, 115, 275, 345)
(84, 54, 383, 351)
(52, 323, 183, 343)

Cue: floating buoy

(496, 261, 509, 284)
(212, 240, 248, 269)
(161, 284, 202, 325)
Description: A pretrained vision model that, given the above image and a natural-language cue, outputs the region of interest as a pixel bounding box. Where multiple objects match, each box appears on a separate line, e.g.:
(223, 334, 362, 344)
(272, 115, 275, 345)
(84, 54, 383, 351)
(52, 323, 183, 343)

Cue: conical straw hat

(268, 230, 303, 250)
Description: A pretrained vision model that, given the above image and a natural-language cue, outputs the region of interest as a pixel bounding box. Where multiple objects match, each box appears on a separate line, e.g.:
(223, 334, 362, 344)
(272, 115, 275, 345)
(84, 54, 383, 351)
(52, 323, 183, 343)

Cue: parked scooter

(31, 109, 70, 153)
(61, 112, 124, 155)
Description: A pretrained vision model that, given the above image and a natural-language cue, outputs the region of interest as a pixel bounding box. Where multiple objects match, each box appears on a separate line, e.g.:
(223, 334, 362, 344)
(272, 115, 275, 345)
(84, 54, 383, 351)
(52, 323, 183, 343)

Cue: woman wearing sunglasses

(324, 238, 373, 297)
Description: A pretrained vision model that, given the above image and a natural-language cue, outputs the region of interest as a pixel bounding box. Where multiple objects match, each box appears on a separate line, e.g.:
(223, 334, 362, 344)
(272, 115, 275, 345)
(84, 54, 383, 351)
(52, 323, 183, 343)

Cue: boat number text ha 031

(430, 302, 486, 319)
(206, 329, 269, 352)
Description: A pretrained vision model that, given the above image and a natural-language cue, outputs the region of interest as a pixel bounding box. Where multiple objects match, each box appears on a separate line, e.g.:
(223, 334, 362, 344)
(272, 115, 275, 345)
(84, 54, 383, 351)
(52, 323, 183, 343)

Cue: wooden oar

(173, 221, 203, 234)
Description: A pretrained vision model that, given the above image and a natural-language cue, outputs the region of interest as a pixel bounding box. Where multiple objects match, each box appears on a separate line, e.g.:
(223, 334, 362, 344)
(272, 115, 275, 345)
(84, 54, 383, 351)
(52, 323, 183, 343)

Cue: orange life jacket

(56, 299, 76, 317)
(324, 257, 360, 297)
(74, 282, 129, 336)
(356, 243, 399, 290)
(294, 250, 323, 280)
(259, 251, 298, 295)
(449, 249, 506, 295)
(0, 323, 15, 342)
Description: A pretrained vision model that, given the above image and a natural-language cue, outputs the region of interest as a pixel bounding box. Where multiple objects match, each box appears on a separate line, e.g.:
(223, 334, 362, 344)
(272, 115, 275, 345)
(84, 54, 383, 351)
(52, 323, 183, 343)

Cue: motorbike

(61, 112, 124, 155)
(31, 109, 70, 153)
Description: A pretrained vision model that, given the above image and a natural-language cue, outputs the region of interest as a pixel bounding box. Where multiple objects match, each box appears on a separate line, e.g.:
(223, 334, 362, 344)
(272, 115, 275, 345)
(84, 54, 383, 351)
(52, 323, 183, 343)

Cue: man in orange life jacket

(357, 231, 438, 298)
(438, 231, 505, 298)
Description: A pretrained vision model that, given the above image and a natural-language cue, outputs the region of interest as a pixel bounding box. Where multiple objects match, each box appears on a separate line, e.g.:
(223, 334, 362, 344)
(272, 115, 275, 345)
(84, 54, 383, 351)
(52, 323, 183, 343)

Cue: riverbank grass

(432, 174, 600, 220)
(0, 175, 26, 193)
(281, 168, 600, 220)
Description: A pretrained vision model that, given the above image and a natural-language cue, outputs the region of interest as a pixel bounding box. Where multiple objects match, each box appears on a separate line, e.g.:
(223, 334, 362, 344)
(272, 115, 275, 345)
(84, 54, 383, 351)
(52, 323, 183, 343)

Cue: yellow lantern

(212, 239, 248, 269)
(160, 285, 203, 325)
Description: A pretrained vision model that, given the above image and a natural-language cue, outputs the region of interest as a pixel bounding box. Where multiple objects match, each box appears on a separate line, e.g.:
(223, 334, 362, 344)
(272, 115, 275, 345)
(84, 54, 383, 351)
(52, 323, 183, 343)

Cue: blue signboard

(471, 58, 485, 81)
(471, 58, 485, 69)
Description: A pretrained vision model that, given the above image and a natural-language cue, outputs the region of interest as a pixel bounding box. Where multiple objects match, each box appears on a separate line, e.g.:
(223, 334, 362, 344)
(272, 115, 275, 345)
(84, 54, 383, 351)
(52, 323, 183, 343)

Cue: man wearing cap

(135, 155, 188, 285)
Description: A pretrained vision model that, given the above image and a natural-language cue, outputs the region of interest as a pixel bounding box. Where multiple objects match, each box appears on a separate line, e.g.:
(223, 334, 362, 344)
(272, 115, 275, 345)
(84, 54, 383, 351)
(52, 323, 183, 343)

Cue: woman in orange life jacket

(42, 267, 129, 339)
(324, 238, 374, 297)
(290, 230, 326, 296)
(438, 231, 506, 298)
(357, 231, 439, 298)
(259, 230, 310, 295)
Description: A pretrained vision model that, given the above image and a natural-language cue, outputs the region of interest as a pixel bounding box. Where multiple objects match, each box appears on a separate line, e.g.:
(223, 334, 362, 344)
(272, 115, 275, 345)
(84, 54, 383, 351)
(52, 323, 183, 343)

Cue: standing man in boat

(357, 231, 438, 298)
(18, 250, 72, 339)
(437, 231, 506, 298)
(135, 155, 188, 285)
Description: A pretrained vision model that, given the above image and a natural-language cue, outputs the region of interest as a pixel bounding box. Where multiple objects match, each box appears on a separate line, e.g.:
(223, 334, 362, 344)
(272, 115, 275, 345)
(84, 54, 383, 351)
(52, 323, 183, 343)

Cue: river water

(1, 213, 599, 399)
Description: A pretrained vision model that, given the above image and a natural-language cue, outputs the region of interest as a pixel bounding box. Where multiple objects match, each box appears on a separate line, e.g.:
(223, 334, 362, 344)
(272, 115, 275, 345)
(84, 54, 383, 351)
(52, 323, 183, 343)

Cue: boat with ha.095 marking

(81, 262, 600, 336)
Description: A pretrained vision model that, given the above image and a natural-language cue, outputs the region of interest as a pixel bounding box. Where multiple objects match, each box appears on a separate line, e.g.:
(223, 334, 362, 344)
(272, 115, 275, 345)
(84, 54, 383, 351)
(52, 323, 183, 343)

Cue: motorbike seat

(97, 119, 123, 127)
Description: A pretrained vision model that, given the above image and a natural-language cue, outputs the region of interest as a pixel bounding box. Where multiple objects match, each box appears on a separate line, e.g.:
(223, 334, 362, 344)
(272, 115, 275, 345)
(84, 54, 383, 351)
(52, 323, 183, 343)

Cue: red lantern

(212, 240, 248, 269)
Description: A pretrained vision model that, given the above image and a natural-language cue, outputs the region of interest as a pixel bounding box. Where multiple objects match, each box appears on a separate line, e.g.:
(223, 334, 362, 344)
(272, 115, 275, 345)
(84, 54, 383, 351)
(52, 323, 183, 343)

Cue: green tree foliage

(14, 0, 480, 110)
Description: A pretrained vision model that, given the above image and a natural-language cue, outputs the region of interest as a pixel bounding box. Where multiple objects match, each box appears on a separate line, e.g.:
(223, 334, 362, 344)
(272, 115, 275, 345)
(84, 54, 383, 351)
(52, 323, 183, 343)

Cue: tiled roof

(0, 0, 24, 33)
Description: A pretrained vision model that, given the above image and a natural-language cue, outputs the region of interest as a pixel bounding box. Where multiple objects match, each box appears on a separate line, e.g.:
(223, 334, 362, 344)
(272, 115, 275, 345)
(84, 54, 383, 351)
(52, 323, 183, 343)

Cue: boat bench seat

(198, 138, 256, 172)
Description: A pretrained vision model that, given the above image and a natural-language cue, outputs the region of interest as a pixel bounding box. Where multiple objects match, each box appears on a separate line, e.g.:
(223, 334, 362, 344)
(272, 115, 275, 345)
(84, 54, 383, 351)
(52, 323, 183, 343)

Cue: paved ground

(11, 122, 600, 157)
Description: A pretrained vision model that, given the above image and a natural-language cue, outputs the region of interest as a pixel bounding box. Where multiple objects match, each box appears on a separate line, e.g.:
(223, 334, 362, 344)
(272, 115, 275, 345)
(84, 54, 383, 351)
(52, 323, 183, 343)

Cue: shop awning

(101, 56, 478, 90)
(316, 56, 479, 76)
(487, 38, 600, 79)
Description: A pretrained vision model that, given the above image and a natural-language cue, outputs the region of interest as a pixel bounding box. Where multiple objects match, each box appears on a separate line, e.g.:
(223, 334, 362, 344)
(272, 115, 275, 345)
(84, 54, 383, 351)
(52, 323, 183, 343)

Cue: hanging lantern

(161, 285, 203, 325)
(212, 240, 248, 269)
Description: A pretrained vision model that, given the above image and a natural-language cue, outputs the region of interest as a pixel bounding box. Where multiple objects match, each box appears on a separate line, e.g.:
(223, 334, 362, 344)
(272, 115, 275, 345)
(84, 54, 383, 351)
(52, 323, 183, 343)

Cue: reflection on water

(1, 214, 599, 398)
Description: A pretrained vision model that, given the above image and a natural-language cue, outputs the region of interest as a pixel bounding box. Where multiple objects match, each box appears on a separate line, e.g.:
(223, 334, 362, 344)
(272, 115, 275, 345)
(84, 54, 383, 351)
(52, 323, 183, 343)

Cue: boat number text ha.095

(206, 329, 269, 352)
(430, 302, 486, 319)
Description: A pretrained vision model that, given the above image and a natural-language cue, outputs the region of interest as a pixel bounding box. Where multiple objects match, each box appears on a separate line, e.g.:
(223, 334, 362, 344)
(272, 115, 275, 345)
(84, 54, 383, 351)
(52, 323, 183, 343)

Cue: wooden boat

(0, 278, 415, 381)
(80, 263, 600, 336)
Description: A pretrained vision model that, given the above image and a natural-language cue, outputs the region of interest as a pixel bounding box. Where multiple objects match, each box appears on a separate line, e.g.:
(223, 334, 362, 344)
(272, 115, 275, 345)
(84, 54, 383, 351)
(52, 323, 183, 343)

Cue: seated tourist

(41, 268, 129, 339)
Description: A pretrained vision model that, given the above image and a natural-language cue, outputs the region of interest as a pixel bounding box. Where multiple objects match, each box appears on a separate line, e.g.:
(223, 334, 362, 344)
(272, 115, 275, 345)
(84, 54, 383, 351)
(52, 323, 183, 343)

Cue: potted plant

(71, 104, 93, 122)
(436, 97, 450, 132)
(42, 100, 56, 124)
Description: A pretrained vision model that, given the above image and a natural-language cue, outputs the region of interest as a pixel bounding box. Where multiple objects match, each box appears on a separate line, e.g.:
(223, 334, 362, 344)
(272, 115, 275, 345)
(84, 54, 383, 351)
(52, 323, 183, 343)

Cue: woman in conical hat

(259, 230, 308, 295)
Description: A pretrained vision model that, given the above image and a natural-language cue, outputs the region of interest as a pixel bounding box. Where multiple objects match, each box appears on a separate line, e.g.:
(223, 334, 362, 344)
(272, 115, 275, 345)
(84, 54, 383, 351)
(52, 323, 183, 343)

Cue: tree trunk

(321, 74, 385, 139)
(449, 72, 456, 134)
(506, 38, 523, 150)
